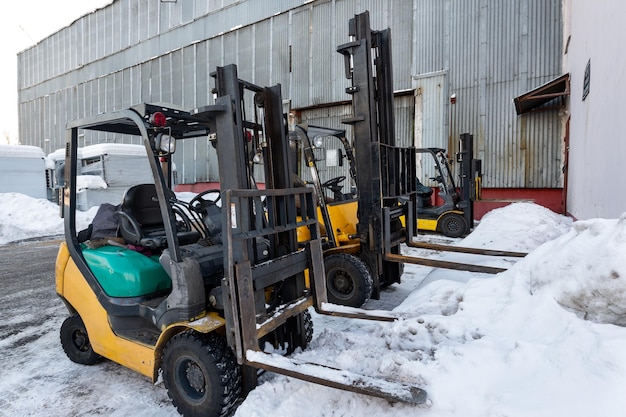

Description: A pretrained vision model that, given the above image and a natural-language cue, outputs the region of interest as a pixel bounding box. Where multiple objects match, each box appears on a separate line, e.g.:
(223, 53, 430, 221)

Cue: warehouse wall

(562, 0, 626, 219)
(18, 0, 564, 191)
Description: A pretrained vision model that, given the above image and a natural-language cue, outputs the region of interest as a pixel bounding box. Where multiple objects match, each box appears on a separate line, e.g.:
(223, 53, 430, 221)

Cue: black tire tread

(324, 253, 373, 308)
(59, 314, 101, 366)
(162, 330, 241, 417)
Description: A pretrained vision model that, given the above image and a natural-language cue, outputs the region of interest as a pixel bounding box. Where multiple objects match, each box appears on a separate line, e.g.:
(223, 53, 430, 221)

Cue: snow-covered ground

(2, 192, 626, 416)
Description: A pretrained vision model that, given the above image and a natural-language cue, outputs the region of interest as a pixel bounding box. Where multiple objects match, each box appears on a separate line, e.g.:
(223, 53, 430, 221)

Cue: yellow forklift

(56, 64, 426, 417)
(413, 138, 482, 238)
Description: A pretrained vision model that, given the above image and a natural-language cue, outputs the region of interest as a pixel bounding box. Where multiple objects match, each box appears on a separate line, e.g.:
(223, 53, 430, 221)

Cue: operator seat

(416, 177, 434, 208)
(118, 184, 199, 249)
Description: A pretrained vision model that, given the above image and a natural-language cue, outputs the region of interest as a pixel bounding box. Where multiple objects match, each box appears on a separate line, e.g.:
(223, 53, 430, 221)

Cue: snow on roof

(0, 145, 45, 159)
(47, 148, 82, 161)
(81, 143, 147, 159)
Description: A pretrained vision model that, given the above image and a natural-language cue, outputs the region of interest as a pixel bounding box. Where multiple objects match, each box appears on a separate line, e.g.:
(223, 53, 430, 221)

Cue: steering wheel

(189, 189, 221, 213)
(321, 176, 346, 190)
(172, 205, 194, 232)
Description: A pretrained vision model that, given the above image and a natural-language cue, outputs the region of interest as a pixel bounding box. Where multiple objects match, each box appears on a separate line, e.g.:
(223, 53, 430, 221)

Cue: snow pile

(2, 194, 626, 417)
(0, 193, 96, 245)
(235, 204, 626, 417)
(521, 213, 626, 326)
(461, 201, 573, 252)
(76, 174, 108, 191)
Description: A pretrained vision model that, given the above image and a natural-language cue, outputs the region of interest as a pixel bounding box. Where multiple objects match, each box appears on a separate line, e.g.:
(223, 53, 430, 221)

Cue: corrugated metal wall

(18, 0, 563, 188)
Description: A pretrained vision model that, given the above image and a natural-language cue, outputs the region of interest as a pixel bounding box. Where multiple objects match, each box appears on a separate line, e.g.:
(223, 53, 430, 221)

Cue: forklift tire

(439, 212, 469, 238)
(302, 309, 314, 346)
(60, 314, 101, 365)
(162, 331, 241, 417)
(325, 253, 373, 308)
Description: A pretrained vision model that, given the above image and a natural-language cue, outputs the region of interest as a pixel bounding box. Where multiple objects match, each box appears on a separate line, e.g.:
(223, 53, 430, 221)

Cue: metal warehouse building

(17, 0, 565, 216)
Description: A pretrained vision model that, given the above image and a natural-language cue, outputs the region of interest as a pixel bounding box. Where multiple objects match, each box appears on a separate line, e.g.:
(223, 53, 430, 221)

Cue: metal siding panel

(195, 0, 209, 18)
(139, 0, 149, 41)
(128, 0, 140, 45)
(149, 0, 160, 38)
(88, 80, 97, 120)
(330, 6, 351, 103)
(171, 49, 183, 105)
(196, 41, 210, 107)
(271, 14, 290, 90)
(160, 2, 171, 32)
(116, 0, 129, 50)
(161, 56, 172, 104)
(290, 8, 310, 108)
(237, 27, 255, 83)
(150, 59, 161, 102)
(310, 4, 334, 106)
(170, 1, 183, 29)
(222, 32, 238, 70)
(131, 65, 142, 105)
(182, 46, 196, 108)
(109, 3, 120, 54)
(208, 0, 222, 13)
(122, 68, 132, 108)
(413, 0, 445, 76)
(394, 95, 415, 148)
(114, 72, 123, 111)
(97, 8, 106, 60)
(195, 137, 209, 183)
(390, 0, 414, 91)
(254, 19, 272, 86)
(182, 0, 194, 23)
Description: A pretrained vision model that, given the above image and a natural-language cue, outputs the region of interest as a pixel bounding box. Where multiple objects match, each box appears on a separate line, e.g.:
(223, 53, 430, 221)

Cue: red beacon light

(150, 112, 167, 127)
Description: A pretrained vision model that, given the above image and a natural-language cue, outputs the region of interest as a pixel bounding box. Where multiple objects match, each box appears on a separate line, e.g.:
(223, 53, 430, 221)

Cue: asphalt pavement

(0, 238, 63, 347)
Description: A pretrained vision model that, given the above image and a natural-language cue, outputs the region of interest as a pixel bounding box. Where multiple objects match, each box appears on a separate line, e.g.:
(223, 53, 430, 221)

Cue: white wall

(564, 0, 626, 219)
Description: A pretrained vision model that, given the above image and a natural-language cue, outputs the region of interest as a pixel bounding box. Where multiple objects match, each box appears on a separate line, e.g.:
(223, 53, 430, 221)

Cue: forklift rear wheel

(325, 254, 373, 308)
(439, 212, 469, 238)
(162, 331, 241, 417)
(60, 314, 101, 365)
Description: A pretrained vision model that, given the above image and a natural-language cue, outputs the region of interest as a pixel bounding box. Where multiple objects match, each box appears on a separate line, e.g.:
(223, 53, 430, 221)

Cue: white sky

(0, 0, 112, 144)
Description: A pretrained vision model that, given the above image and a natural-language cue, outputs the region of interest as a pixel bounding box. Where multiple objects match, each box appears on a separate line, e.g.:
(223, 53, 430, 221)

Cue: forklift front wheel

(439, 212, 470, 238)
(162, 331, 241, 417)
(60, 314, 101, 365)
(324, 254, 373, 308)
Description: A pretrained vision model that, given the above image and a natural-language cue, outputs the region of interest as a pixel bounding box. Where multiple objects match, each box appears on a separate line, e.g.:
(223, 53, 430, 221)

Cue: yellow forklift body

(56, 242, 225, 381)
(297, 200, 359, 247)
(324, 201, 359, 245)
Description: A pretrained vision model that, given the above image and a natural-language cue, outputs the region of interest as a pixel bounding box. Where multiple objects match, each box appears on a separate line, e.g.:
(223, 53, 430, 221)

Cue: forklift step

(245, 350, 427, 405)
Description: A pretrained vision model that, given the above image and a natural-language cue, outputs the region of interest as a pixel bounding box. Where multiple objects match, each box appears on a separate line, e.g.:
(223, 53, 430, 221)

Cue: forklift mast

(189, 64, 427, 404)
(337, 11, 416, 295)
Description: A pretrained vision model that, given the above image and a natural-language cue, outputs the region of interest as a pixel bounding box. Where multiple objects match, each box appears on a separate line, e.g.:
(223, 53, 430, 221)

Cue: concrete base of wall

(474, 188, 565, 219)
